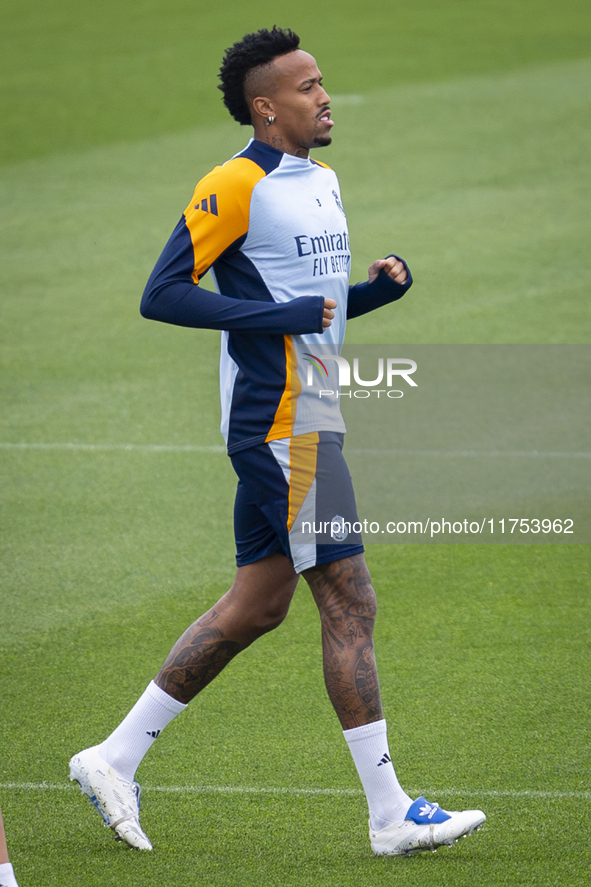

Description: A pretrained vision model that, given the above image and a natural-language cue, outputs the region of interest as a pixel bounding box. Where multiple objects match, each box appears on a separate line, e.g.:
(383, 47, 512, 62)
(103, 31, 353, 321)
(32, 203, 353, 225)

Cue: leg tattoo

(154, 556, 298, 705)
(155, 609, 243, 705)
(306, 556, 383, 729)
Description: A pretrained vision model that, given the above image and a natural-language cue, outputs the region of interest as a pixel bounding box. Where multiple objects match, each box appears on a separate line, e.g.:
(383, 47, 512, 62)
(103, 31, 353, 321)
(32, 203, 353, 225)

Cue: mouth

(317, 107, 334, 127)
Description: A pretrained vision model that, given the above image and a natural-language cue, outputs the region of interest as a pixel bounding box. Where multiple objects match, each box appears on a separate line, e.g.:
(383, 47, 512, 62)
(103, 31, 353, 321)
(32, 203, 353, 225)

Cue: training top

(141, 139, 412, 454)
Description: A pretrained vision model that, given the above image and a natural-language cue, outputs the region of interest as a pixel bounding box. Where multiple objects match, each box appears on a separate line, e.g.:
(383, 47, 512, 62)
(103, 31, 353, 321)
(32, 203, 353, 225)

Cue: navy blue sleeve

(347, 256, 413, 320)
(141, 280, 325, 335)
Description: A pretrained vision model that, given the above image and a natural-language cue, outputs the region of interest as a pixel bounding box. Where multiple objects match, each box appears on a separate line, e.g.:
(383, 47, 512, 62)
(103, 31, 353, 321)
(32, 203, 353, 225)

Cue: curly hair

(218, 26, 300, 125)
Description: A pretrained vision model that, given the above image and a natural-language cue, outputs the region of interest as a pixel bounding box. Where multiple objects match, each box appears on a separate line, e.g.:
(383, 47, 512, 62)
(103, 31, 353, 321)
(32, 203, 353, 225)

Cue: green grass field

(1, 1, 590, 885)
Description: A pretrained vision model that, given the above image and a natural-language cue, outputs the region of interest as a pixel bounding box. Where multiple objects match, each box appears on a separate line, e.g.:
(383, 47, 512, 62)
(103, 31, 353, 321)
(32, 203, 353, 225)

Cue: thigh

(224, 554, 299, 613)
(303, 552, 376, 616)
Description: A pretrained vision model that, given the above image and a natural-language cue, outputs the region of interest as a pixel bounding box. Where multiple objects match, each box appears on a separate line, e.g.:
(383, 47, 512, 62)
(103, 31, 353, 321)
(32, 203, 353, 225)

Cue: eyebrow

(299, 73, 323, 88)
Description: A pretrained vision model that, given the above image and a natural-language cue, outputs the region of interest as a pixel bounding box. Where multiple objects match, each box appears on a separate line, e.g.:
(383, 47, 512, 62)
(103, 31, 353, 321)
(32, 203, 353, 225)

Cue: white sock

(0, 862, 19, 887)
(99, 681, 187, 781)
(344, 719, 413, 831)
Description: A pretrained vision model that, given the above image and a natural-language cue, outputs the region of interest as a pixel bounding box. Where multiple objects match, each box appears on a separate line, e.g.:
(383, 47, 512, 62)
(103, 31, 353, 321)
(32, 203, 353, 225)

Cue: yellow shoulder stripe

(184, 157, 267, 281)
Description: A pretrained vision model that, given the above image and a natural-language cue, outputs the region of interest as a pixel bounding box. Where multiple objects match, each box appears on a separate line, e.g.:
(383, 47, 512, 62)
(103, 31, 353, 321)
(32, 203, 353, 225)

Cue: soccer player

(0, 808, 19, 887)
(69, 27, 485, 857)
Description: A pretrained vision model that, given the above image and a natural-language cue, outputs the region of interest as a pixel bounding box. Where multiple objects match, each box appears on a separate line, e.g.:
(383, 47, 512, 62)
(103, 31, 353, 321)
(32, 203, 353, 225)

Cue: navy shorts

(230, 432, 364, 573)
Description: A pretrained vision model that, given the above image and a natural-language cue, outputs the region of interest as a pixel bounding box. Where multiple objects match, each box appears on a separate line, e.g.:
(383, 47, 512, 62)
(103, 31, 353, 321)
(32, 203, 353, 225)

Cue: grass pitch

(1, 1, 590, 885)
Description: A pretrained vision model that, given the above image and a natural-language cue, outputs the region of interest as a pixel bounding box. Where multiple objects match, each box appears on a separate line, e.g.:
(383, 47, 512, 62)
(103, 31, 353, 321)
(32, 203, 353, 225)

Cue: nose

(320, 85, 331, 104)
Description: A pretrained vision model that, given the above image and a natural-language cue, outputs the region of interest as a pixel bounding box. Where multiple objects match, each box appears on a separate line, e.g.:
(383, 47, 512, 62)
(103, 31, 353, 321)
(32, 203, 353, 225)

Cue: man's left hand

(367, 256, 407, 285)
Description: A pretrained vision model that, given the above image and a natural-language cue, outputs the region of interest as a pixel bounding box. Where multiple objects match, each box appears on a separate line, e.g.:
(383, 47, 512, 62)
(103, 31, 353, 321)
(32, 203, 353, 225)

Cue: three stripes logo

(377, 752, 391, 767)
(195, 194, 218, 216)
(146, 730, 161, 739)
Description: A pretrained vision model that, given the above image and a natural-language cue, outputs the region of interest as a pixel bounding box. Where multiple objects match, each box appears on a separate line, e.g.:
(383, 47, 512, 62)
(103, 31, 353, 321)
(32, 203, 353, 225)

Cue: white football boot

(370, 796, 486, 856)
(69, 745, 152, 850)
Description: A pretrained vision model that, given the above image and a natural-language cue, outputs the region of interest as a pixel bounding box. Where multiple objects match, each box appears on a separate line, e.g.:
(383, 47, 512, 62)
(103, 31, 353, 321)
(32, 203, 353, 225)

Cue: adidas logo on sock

(377, 752, 391, 767)
(146, 730, 161, 739)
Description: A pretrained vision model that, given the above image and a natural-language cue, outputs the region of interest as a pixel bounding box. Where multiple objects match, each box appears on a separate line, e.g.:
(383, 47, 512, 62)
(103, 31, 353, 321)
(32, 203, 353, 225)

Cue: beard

(312, 135, 332, 147)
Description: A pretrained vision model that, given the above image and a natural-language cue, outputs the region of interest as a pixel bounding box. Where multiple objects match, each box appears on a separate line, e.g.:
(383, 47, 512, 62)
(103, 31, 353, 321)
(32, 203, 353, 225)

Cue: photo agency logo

(303, 353, 418, 398)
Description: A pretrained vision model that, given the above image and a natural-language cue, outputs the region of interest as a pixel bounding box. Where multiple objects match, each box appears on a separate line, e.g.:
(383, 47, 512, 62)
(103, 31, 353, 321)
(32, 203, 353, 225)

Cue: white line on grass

(1, 443, 589, 458)
(1, 782, 589, 800)
(0, 442, 225, 453)
(348, 449, 591, 458)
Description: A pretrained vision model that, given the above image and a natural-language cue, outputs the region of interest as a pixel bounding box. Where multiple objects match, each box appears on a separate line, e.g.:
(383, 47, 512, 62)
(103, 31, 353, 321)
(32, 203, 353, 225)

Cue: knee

(307, 555, 378, 626)
(351, 583, 378, 622)
(224, 580, 295, 641)
(237, 593, 291, 641)
(254, 597, 291, 634)
(338, 582, 378, 627)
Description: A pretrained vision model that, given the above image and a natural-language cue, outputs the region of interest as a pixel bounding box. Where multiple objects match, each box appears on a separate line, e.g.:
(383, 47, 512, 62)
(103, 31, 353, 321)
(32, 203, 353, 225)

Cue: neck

(252, 127, 309, 159)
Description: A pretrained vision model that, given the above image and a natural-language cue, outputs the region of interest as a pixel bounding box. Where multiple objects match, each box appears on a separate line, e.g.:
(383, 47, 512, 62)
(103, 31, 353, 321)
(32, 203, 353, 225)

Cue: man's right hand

(322, 298, 337, 329)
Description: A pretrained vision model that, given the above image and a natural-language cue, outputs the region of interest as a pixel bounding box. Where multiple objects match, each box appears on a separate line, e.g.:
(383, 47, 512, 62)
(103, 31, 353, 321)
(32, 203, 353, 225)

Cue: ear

(252, 96, 275, 123)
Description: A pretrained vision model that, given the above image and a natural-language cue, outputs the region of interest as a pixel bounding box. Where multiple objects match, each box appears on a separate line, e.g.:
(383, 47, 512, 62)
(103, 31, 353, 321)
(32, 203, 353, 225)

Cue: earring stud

(265, 115, 275, 126)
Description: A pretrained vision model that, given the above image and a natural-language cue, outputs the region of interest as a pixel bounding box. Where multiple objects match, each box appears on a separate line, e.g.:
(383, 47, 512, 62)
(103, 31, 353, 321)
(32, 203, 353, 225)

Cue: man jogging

(69, 26, 485, 858)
